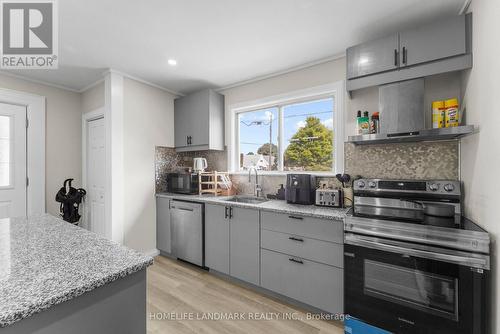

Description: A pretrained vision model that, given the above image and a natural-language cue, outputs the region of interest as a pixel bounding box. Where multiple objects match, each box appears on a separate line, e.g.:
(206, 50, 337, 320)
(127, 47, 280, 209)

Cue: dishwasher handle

(172, 206, 194, 212)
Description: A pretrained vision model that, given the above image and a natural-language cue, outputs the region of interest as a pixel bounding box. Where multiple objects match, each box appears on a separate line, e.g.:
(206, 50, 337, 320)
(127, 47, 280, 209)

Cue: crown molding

(215, 52, 346, 92)
(78, 78, 105, 93)
(459, 0, 472, 14)
(0, 70, 80, 93)
(101, 69, 184, 97)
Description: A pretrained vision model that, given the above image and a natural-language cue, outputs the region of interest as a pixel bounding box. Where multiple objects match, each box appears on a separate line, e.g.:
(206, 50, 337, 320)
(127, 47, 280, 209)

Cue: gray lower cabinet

(347, 33, 399, 79)
(261, 229, 343, 268)
(205, 204, 230, 274)
(205, 204, 260, 285)
(156, 197, 171, 254)
(229, 207, 260, 285)
(261, 249, 343, 314)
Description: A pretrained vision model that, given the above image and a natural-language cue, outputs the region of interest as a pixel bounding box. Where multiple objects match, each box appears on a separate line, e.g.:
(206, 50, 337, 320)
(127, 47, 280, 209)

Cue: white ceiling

(4, 0, 465, 94)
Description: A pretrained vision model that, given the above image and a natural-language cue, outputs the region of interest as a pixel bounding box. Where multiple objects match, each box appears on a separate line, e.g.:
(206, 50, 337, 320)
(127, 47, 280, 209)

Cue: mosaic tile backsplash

(156, 140, 459, 194)
(344, 141, 459, 180)
(155, 146, 227, 192)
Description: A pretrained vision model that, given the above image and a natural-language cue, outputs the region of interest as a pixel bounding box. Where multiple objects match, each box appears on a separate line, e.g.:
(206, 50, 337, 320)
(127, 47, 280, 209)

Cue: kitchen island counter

(0, 214, 153, 332)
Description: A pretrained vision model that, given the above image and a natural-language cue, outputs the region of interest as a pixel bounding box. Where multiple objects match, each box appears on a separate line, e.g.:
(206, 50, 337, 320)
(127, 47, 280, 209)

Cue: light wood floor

(147, 256, 343, 334)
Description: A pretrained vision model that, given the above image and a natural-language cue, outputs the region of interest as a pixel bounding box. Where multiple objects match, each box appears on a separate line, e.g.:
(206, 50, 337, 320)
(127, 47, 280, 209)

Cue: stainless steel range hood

(348, 78, 474, 144)
(348, 125, 474, 145)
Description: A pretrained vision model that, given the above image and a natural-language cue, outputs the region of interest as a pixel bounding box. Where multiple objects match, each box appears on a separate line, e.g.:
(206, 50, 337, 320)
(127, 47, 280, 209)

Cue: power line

(283, 110, 332, 119)
(240, 110, 333, 126)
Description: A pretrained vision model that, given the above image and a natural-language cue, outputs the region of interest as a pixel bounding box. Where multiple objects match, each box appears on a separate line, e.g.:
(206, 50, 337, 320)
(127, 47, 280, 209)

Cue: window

(235, 87, 341, 173)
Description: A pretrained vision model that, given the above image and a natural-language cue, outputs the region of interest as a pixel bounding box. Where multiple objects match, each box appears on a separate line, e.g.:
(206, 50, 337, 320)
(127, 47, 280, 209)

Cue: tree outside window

(237, 97, 334, 172)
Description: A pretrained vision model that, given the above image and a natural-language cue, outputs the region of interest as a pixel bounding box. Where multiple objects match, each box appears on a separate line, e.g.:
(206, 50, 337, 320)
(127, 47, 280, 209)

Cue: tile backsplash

(155, 146, 227, 192)
(156, 140, 459, 194)
(344, 141, 459, 180)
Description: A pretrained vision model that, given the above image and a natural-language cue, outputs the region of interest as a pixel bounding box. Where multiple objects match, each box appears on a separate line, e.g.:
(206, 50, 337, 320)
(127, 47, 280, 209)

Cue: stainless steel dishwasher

(170, 200, 204, 267)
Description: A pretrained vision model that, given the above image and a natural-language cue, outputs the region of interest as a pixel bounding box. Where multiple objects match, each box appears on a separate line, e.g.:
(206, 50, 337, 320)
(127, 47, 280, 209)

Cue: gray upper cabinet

(229, 207, 260, 285)
(156, 197, 171, 254)
(174, 89, 225, 152)
(346, 14, 472, 92)
(347, 34, 399, 79)
(400, 15, 466, 67)
(205, 204, 230, 275)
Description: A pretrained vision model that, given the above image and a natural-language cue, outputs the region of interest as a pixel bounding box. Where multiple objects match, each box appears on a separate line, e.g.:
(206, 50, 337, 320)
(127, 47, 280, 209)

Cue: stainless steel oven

(344, 179, 490, 334)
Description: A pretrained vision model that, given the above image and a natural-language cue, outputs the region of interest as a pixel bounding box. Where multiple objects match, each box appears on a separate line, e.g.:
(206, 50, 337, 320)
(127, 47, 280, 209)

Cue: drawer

(261, 249, 343, 314)
(261, 229, 343, 268)
(260, 211, 343, 244)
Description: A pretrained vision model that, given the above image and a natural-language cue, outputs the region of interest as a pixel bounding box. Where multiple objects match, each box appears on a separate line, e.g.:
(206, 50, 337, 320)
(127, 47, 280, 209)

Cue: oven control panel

(353, 179, 461, 196)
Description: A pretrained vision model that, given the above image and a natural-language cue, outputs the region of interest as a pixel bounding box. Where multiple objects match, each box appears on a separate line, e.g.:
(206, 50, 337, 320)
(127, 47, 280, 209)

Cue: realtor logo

(0, 0, 58, 69)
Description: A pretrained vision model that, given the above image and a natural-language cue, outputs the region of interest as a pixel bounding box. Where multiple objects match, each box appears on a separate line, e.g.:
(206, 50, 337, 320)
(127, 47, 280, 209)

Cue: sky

(238, 98, 334, 155)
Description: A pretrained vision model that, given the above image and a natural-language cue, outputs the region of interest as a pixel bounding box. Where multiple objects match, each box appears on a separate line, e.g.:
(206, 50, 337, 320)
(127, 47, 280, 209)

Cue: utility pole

(269, 112, 272, 171)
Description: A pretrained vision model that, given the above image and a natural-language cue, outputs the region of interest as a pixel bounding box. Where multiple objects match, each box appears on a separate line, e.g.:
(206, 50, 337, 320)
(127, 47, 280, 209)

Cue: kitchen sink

(222, 195, 269, 204)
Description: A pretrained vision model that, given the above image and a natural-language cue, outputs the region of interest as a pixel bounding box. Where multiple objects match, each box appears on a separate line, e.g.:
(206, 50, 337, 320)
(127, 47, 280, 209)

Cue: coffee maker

(285, 174, 317, 205)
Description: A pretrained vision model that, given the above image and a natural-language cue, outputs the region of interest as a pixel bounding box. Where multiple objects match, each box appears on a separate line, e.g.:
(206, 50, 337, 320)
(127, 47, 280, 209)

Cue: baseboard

(143, 248, 160, 258)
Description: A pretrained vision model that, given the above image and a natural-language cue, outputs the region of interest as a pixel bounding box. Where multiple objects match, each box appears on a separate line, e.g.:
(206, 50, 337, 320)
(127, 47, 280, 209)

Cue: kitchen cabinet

(156, 197, 171, 254)
(205, 204, 260, 285)
(205, 204, 230, 274)
(260, 211, 343, 244)
(229, 207, 260, 285)
(346, 34, 399, 79)
(260, 211, 344, 314)
(261, 249, 343, 314)
(346, 14, 472, 92)
(399, 15, 466, 67)
(174, 89, 224, 152)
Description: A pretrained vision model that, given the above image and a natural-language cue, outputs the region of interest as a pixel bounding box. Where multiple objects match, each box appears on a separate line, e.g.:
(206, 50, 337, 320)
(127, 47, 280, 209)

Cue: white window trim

(228, 81, 345, 175)
(0, 87, 45, 215)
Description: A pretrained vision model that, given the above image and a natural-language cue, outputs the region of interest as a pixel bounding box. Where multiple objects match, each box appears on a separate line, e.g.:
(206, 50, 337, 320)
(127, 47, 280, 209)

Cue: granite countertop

(156, 193, 349, 220)
(0, 214, 153, 328)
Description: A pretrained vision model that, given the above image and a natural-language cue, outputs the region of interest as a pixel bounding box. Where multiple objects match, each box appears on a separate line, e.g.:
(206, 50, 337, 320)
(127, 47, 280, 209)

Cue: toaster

(315, 188, 342, 207)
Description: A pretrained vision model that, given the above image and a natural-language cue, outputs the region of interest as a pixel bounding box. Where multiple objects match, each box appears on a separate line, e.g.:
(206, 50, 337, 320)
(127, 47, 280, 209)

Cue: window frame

(228, 82, 344, 175)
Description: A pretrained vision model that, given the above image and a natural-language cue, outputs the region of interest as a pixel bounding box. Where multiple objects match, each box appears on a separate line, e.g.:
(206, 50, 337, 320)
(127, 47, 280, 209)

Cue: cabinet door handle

(402, 47, 407, 65)
(288, 237, 304, 242)
(394, 49, 398, 66)
(224, 206, 229, 219)
(177, 207, 194, 212)
(289, 258, 304, 264)
(288, 215, 303, 220)
(229, 207, 233, 219)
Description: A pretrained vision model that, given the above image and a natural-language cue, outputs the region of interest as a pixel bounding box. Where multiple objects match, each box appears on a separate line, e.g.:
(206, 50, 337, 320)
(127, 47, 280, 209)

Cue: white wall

(461, 1, 500, 332)
(122, 77, 175, 253)
(81, 81, 105, 113)
(0, 74, 82, 216)
(220, 57, 349, 144)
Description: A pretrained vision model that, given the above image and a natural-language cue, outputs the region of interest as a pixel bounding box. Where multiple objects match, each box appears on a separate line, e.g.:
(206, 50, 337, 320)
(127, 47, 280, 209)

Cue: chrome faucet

(248, 166, 262, 197)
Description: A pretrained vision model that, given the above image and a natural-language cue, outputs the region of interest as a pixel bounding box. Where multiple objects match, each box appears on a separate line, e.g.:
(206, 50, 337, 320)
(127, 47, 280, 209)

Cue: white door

(0, 103, 26, 218)
(87, 117, 105, 236)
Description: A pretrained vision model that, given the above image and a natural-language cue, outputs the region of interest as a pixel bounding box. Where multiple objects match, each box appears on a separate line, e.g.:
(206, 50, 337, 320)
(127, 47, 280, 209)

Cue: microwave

(167, 173, 199, 194)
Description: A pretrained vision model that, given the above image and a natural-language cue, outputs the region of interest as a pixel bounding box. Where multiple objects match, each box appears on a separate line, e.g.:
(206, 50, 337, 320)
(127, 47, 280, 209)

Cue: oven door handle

(345, 233, 490, 270)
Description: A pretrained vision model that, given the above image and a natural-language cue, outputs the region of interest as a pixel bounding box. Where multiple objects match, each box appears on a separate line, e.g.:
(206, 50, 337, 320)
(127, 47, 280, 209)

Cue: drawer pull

(289, 258, 304, 264)
(288, 215, 304, 220)
(288, 237, 304, 242)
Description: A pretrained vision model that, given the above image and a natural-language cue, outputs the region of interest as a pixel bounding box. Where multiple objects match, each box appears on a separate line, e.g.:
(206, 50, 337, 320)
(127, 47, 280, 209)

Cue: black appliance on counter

(167, 172, 199, 194)
(285, 174, 316, 205)
(344, 179, 490, 334)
